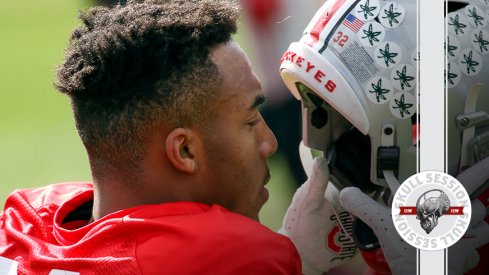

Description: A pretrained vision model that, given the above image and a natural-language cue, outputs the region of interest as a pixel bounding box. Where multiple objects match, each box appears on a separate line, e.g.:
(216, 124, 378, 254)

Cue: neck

(90, 172, 205, 221)
(91, 177, 138, 220)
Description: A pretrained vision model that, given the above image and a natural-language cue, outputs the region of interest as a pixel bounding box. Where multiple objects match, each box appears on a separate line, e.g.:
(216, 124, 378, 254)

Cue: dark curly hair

(55, 0, 240, 175)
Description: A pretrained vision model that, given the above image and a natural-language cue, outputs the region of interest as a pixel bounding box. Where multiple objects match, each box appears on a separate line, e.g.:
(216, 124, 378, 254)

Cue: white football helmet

(280, 0, 418, 189)
(446, 0, 489, 177)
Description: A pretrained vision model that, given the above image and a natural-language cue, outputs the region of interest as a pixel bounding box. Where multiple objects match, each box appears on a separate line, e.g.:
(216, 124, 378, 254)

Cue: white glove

(339, 187, 416, 275)
(279, 143, 357, 275)
(339, 157, 489, 275)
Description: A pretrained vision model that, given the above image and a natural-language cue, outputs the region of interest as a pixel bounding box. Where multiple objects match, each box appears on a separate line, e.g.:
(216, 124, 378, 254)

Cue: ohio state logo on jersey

(327, 211, 357, 262)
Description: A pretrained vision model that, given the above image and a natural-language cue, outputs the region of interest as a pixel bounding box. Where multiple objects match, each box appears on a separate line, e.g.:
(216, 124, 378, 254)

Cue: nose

(260, 122, 278, 159)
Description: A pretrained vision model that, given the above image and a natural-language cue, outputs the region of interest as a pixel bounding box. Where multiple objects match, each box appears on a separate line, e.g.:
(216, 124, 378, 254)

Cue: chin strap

(383, 170, 400, 200)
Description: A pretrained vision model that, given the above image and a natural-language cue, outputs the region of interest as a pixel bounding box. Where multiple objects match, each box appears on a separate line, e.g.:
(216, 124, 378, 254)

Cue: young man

(0, 1, 303, 273)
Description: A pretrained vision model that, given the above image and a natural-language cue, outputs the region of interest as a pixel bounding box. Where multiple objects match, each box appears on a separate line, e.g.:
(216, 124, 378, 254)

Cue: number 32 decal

(333, 31, 349, 47)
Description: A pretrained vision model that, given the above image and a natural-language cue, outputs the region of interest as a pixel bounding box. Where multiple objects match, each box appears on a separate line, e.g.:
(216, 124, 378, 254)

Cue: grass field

(0, 1, 91, 198)
(0, 0, 296, 231)
(0, 1, 93, 197)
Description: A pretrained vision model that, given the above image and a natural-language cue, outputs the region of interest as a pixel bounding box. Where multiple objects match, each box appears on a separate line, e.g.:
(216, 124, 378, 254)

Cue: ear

(165, 128, 199, 174)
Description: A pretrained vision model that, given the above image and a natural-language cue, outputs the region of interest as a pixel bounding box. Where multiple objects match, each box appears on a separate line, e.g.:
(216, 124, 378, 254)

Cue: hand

(339, 157, 489, 275)
(279, 143, 357, 275)
(339, 187, 416, 275)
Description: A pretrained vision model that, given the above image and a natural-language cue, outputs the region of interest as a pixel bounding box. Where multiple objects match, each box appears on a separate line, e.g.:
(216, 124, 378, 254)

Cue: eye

(247, 119, 260, 127)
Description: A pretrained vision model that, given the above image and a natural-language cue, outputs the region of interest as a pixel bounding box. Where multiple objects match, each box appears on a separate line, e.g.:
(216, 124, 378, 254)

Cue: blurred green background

(0, 1, 91, 198)
(0, 0, 296, 231)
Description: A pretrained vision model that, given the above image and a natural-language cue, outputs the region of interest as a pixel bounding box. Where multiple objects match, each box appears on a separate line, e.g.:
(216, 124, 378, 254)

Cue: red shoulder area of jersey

(0, 183, 301, 274)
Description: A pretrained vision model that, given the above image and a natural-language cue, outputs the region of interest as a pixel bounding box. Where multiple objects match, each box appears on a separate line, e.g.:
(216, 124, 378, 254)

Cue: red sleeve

(288, 238, 303, 275)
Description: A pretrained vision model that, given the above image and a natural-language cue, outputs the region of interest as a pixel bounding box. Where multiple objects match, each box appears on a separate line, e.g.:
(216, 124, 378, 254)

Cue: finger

(304, 157, 330, 196)
(470, 199, 486, 227)
(299, 141, 314, 178)
(339, 187, 389, 228)
(285, 157, 329, 220)
(456, 156, 489, 195)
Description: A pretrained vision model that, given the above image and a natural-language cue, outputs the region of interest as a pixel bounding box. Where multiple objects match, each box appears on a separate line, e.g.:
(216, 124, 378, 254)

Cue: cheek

(223, 131, 261, 160)
(205, 126, 263, 171)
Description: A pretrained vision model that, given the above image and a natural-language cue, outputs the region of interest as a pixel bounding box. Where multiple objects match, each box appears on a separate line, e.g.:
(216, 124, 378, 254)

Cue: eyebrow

(249, 95, 266, 110)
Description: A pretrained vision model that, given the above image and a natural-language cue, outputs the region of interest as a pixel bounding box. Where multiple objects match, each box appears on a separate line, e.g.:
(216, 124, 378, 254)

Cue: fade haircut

(55, 0, 240, 173)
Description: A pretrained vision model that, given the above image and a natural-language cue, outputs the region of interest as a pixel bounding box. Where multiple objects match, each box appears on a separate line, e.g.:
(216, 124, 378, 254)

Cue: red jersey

(0, 183, 302, 275)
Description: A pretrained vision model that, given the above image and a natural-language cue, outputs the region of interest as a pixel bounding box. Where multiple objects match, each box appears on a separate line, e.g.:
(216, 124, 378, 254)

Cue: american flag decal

(342, 13, 364, 33)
